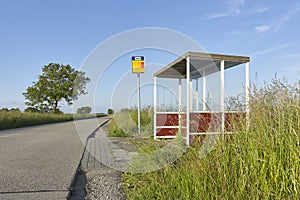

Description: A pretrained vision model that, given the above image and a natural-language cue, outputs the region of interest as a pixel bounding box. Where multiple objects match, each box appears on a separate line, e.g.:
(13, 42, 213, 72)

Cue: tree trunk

(53, 101, 58, 114)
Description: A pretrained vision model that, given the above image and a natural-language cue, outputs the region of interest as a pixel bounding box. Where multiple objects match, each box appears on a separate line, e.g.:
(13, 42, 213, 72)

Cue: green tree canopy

(0, 108, 21, 113)
(77, 106, 92, 114)
(107, 108, 114, 115)
(9, 108, 21, 113)
(24, 107, 40, 113)
(0, 108, 9, 113)
(23, 63, 90, 113)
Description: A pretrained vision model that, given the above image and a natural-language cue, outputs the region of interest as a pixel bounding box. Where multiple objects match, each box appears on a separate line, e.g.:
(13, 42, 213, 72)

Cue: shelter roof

(154, 52, 250, 79)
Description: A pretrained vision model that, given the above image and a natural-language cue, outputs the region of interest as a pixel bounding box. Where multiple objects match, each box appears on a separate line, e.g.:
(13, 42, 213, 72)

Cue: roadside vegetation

(108, 106, 153, 137)
(0, 111, 106, 131)
(118, 79, 300, 199)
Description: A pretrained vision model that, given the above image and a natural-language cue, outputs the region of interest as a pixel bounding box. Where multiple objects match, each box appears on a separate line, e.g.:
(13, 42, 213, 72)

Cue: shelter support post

(178, 78, 182, 133)
(186, 57, 190, 145)
(154, 76, 157, 140)
(196, 79, 199, 111)
(190, 80, 193, 111)
(245, 62, 250, 128)
(221, 60, 225, 132)
(202, 70, 206, 111)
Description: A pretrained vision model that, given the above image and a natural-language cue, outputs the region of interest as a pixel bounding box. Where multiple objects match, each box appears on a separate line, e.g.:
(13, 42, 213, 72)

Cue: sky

(0, 0, 299, 113)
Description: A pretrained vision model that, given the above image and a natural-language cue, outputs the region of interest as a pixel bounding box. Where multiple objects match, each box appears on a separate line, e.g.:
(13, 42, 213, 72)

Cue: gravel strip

(70, 121, 136, 200)
(85, 168, 126, 200)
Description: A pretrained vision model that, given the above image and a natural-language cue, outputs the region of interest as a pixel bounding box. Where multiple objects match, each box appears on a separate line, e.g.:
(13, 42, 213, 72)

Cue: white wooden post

(245, 62, 250, 127)
(202, 70, 206, 111)
(178, 78, 182, 134)
(196, 78, 199, 111)
(178, 78, 182, 112)
(220, 60, 225, 132)
(154, 76, 157, 140)
(190, 80, 193, 111)
(186, 57, 190, 145)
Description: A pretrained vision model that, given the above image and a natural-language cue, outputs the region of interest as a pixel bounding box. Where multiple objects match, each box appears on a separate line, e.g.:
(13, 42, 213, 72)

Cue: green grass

(122, 79, 300, 199)
(0, 112, 107, 130)
(108, 107, 153, 137)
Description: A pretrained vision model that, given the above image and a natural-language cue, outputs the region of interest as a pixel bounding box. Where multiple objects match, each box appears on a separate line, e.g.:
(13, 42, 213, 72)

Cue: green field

(0, 112, 107, 130)
(115, 79, 300, 199)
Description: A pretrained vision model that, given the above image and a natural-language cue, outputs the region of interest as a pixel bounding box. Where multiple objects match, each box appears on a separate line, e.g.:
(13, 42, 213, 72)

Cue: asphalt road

(0, 117, 109, 200)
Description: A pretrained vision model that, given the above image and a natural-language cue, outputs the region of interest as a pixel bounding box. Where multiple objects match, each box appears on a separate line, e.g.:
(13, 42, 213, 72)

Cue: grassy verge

(122, 79, 300, 199)
(0, 112, 107, 130)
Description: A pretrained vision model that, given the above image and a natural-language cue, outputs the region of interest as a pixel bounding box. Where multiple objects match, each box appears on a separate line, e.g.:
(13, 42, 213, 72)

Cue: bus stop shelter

(153, 52, 250, 145)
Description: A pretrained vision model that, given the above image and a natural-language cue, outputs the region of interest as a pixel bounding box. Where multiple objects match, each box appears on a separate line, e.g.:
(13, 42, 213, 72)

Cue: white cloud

(204, 1, 269, 20)
(255, 25, 271, 32)
(246, 6, 269, 14)
(255, 7, 269, 13)
(206, 9, 240, 19)
(274, 5, 300, 32)
(249, 4, 300, 33)
(251, 44, 290, 57)
(206, 13, 232, 19)
(204, 0, 244, 19)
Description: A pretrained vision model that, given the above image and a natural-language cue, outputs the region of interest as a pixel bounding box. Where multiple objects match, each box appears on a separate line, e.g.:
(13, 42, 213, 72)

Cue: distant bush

(0, 108, 9, 113)
(77, 106, 92, 114)
(107, 108, 114, 115)
(9, 108, 21, 113)
(0, 107, 21, 113)
(24, 107, 40, 113)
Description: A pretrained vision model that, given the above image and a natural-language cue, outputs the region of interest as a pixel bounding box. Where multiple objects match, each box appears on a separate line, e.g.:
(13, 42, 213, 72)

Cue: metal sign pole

(131, 56, 144, 135)
(137, 73, 141, 134)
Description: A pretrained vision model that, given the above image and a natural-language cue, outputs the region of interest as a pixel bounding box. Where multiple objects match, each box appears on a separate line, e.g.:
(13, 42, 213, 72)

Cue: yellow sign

(132, 56, 145, 73)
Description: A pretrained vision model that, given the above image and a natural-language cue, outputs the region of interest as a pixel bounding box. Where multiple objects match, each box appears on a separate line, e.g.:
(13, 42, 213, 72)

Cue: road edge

(67, 118, 111, 200)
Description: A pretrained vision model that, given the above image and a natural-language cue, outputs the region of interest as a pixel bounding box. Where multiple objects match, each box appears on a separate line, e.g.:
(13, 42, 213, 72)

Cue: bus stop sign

(132, 56, 145, 73)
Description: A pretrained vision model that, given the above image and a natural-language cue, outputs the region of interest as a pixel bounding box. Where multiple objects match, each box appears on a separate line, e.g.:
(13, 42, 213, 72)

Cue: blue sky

(0, 0, 299, 113)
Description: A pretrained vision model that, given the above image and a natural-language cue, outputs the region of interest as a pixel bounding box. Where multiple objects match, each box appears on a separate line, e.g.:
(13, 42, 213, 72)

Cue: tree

(24, 107, 40, 113)
(77, 106, 92, 114)
(9, 108, 21, 113)
(23, 63, 90, 113)
(0, 108, 21, 113)
(107, 108, 114, 115)
(0, 108, 9, 113)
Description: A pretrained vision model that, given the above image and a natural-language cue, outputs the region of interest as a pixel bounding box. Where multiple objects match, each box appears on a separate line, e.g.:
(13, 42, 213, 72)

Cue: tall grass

(122, 79, 300, 199)
(0, 112, 107, 130)
(109, 106, 153, 137)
